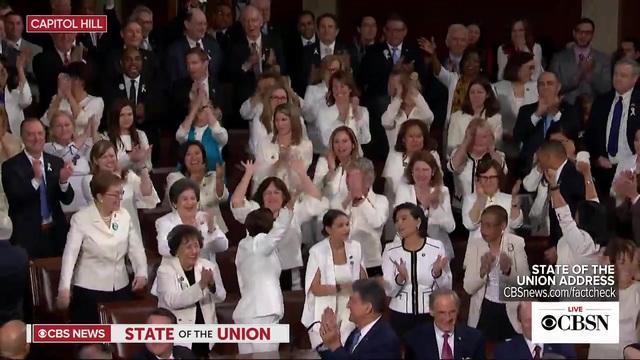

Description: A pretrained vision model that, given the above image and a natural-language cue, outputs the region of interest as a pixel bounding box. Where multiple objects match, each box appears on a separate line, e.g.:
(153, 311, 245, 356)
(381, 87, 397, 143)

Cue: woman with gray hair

(330, 157, 389, 276)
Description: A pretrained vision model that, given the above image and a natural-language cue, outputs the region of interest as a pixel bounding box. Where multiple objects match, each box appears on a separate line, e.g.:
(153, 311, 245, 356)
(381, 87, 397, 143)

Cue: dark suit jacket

(0, 241, 28, 323)
(33, 49, 65, 116)
(295, 40, 348, 96)
(76, 6, 121, 62)
(319, 318, 401, 360)
(586, 88, 640, 160)
(0, 40, 18, 66)
(171, 75, 222, 130)
(404, 322, 485, 360)
(103, 48, 162, 90)
(513, 101, 580, 177)
(226, 34, 286, 111)
(347, 39, 374, 83)
(1, 152, 74, 258)
(493, 334, 576, 360)
(103, 73, 165, 129)
(616, 196, 640, 245)
(132, 345, 194, 360)
(166, 34, 223, 84)
(287, 37, 315, 97)
(357, 41, 426, 100)
(549, 161, 586, 245)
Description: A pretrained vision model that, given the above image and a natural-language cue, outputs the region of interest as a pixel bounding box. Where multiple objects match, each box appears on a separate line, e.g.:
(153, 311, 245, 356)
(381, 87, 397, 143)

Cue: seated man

(133, 308, 195, 360)
(405, 288, 485, 360)
(0, 320, 30, 360)
(317, 279, 401, 360)
(494, 301, 576, 360)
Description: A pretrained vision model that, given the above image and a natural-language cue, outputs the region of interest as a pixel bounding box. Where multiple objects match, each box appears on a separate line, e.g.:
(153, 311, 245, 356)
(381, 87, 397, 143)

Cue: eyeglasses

(477, 175, 499, 181)
(103, 190, 125, 199)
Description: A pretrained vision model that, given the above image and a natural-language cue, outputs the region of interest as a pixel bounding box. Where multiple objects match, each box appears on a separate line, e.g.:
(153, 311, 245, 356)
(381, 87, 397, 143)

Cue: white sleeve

(210, 122, 228, 148)
(176, 126, 189, 143)
(555, 204, 598, 257)
(414, 93, 434, 129)
(230, 199, 260, 224)
(239, 98, 259, 120)
(447, 112, 464, 156)
(156, 266, 205, 310)
(523, 166, 543, 192)
(381, 97, 402, 129)
(429, 188, 456, 234)
(462, 193, 479, 231)
(130, 172, 160, 209)
(127, 214, 148, 278)
(17, 82, 33, 108)
(209, 261, 226, 303)
(381, 245, 403, 297)
(254, 208, 293, 255)
(496, 46, 507, 81)
(356, 107, 371, 145)
(155, 216, 173, 257)
(533, 43, 544, 81)
(139, 131, 153, 170)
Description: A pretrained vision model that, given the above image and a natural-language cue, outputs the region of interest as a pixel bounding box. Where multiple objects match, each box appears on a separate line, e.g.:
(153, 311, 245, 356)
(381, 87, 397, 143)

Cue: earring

(416, 221, 421, 229)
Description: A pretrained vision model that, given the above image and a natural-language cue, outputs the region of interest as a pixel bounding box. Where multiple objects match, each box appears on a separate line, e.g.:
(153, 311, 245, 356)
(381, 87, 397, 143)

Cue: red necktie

(533, 345, 541, 360)
(441, 332, 453, 360)
(63, 51, 69, 65)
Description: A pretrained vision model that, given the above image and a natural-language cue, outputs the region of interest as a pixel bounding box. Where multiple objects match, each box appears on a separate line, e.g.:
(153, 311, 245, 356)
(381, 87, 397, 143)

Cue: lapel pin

(141, 84, 147, 93)
(383, 49, 390, 60)
(631, 104, 636, 117)
(112, 222, 118, 231)
(118, 83, 125, 90)
(47, 163, 52, 172)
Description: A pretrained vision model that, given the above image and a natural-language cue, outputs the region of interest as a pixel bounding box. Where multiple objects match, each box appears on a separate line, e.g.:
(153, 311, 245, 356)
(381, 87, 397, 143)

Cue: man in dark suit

(0, 218, 28, 324)
(537, 140, 585, 247)
(166, 8, 223, 84)
(317, 279, 401, 360)
(494, 301, 576, 360)
(133, 308, 195, 360)
(130, 5, 164, 57)
(75, 0, 120, 62)
(358, 14, 426, 160)
(287, 10, 316, 96)
(208, 3, 235, 56)
(171, 47, 221, 131)
(347, 15, 377, 81)
(586, 58, 640, 196)
(613, 169, 640, 245)
(514, 72, 581, 177)
(1, 118, 74, 259)
(226, 5, 285, 126)
(405, 288, 485, 360)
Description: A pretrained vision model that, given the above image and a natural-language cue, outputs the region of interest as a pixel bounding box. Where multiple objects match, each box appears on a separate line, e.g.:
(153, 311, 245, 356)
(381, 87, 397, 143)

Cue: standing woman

(302, 209, 367, 348)
(233, 207, 293, 354)
(82, 140, 160, 241)
(395, 151, 455, 258)
(155, 224, 226, 357)
(315, 70, 370, 154)
(466, 22, 495, 80)
(497, 19, 544, 81)
(0, 107, 22, 219)
(56, 171, 148, 323)
(382, 203, 451, 338)
(156, 179, 228, 261)
(103, 98, 152, 173)
(1, 53, 32, 135)
(381, 69, 434, 149)
(231, 160, 328, 290)
(313, 126, 361, 204)
(447, 77, 502, 155)
(176, 92, 228, 170)
(253, 103, 313, 192)
(166, 141, 228, 232)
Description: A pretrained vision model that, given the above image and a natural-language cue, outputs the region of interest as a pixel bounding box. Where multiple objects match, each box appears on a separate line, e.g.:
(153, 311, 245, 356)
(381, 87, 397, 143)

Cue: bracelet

(549, 184, 560, 191)
(395, 274, 406, 286)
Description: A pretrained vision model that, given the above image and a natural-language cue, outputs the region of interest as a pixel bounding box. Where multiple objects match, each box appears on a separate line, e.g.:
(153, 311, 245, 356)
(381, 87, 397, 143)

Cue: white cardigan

(381, 95, 434, 148)
(233, 209, 292, 321)
(59, 204, 147, 292)
(155, 211, 229, 260)
(463, 232, 529, 331)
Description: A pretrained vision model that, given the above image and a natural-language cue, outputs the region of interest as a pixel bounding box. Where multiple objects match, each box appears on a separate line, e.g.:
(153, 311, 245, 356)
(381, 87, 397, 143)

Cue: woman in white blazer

(239, 72, 279, 122)
(42, 62, 104, 137)
(57, 171, 148, 324)
(496, 19, 544, 81)
(166, 140, 229, 232)
(447, 78, 502, 156)
(382, 69, 434, 149)
(253, 103, 313, 192)
(231, 159, 328, 290)
(463, 205, 529, 342)
(315, 70, 370, 154)
(303, 55, 346, 154)
(101, 99, 153, 172)
(462, 159, 522, 239)
(382, 203, 451, 338)
(155, 224, 226, 357)
(233, 207, 293, 354)
(1, 55, 32, 135)
(303, 210, 367, 348)
(43, 110, 94, 212)
(395, 151, 455, 258)
(313, 126, 361, 204)
(82, 140, 160, 241)
(492, 52, 539, 156)
(448, 118, 508, 208)
(329, 157, 389, 276)
(156, 178, 228, 261)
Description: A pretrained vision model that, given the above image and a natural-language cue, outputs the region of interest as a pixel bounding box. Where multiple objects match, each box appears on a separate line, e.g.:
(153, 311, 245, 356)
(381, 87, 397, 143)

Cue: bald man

(166, 7, 223, 83)
(0, 320, 29, 360)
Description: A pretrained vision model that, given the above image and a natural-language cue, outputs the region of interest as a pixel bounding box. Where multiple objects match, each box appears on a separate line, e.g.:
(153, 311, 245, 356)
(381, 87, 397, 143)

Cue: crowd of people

(0, 0, 640, 359)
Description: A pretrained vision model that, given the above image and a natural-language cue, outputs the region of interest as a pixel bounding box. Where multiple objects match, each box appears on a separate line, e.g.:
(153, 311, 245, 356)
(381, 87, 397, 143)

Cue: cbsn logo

(540, 305, 609, 331)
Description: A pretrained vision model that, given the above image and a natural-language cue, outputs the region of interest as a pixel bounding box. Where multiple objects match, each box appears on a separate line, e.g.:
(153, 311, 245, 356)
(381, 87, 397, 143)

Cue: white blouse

(42, 95, 104, 136)
(496, 43, 544, 81)
(253, 139, 313, 192)
(5, 82, 32, 135)
(381, 95, 434, 148)
(313, 157, 349, 204)
(155, 210, 229, 260)
(315, 103, 371, 155)
(383, 150, 441, 195)
(99, 130, 152, 172)
(447, 148, 508, 207)
(446, 111, 503, 157)
(303, 82, 329, 154)
(176, 121, 228, 154)
(462, 192, 523, 239)
(43, 140, 92, 212)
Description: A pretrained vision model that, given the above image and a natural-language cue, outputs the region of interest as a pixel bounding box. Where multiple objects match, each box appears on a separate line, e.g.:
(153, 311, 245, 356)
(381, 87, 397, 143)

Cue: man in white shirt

(443, 24, 469, 73)
(494, 301, 577, 359)
(318, 279, 400, 359)
(405, 288, 485, 360)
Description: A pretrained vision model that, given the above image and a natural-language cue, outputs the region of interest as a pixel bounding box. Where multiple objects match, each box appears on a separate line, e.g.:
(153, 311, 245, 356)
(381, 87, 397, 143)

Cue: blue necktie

(348, 329, 361, 353)
(39, 173, 51, 221)
(391, 47, 400, 64)
(543, 115, 552, 137)
(608, 96, 623, 157)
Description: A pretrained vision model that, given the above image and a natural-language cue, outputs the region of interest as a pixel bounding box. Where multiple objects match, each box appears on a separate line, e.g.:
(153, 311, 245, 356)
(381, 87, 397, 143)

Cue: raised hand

(319, 307, 341, 350)
(199, 268, 214, 289)
(432, 255, 448, 278)
(498, 252, 512, 275)
(59, 161, 73, 184)
(326, 150, 337, 172)
(511, 180, 522, 197)
(544, 168, 558, 187)
(576, 160, 592, 178)
(131, 276, 147, 291)
(240, 160, 256, 176)
(417, 36, 436, 56)
(480, 252, 495, 277)
(391, 258, 409, 284)
(290, 158, 308, 176)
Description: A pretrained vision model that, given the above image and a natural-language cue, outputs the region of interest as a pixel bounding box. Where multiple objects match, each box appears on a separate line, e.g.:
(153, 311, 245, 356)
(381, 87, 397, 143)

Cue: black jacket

(318, 318, 401, 360)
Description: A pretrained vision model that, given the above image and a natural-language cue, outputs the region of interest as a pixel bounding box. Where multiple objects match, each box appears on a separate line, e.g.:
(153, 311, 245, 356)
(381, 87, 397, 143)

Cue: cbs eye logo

(541, 315, 557, 330)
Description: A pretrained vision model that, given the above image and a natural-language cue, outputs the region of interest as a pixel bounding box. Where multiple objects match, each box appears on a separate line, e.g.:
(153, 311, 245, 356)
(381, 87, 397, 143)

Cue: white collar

(320, 40, 336, 50)
(247, 35, 262, 48)
(387, 42, 403, 52)
(124, 74, 141, 83)
(434, 322, 454, 339)
(449, 52, 462, 62)
(524, 336, 543, 358)
(186, 35, 202, 48)
(24, 150, 43, 163)
(302, 34, 316, 45)
(555, 159, 568, 183)
(615, 88, 634, 102)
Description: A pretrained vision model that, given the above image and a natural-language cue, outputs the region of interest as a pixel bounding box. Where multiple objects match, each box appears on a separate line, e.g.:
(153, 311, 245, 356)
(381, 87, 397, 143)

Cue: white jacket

(462, 192, 523, 239)
(59, 204, 147, 292)
(233, 209, 292, 321)
(381, 95, 434, 148)
(382, 150, 441, 195)
(382, 238, 452, 314)
(155, 211, 229, 260)
(315, 103, 370, 154)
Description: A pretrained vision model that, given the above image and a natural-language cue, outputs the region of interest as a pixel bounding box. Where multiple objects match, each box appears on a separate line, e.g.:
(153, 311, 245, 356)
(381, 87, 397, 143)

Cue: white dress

(334, 264, 353, 339)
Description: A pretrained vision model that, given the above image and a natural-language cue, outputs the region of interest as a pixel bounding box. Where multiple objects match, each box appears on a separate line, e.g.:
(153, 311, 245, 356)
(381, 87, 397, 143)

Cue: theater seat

(29, 257, 68, 324)
(281, 290, 310, 350)
(138, 207, 171, 256)
(216, 246, 239, 294)
(98, 298, 158, 359)
(212, 293, 240, 355)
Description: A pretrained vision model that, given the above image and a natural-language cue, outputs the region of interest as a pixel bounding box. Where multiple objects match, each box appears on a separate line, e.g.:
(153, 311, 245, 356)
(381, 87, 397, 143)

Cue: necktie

(250, 42, 261, 74)
(543, 114, 552, 137)
(441, 332, 453, 360)
(142, 38, 151, 51)
(216, 31, 224, 41)
(533, 345, 541, 360)
(348, 329, 361, 353)
(196, 40, 203, 49)
(35, 160, 51, 221)
(129, 79, 137, 106)
(323, 46, 332, 58)
(391, 47, 400, 64)
(607, 96, 623, 157)
(63, 51, 69, 65)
